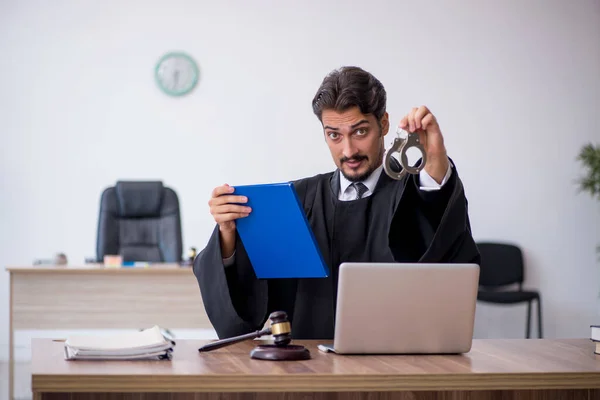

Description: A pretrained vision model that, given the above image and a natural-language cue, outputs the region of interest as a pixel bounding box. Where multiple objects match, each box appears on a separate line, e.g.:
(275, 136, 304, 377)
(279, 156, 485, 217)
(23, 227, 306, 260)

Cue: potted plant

(577, 142, 600, 257)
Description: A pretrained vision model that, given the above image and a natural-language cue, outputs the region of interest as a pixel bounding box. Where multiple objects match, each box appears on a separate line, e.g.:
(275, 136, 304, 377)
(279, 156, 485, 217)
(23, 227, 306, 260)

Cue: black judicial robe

(193, 160, 480, 340)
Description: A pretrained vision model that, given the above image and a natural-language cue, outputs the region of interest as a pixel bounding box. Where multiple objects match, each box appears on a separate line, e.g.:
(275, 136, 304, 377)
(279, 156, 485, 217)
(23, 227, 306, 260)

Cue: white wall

(1, 0, 599, 362)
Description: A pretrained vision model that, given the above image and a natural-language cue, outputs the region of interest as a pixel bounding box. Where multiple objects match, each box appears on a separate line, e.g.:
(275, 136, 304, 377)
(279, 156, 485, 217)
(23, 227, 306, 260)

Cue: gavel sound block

(198, 311, 311, 361)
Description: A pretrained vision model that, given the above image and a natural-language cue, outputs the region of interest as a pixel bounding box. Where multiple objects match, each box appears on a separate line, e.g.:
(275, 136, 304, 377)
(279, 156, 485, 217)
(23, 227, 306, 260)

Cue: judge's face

(321, 106, 389, 182)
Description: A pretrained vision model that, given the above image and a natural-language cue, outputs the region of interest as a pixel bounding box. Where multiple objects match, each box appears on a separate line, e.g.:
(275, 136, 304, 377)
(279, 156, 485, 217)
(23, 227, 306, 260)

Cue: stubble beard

(340, 145, 384, 183)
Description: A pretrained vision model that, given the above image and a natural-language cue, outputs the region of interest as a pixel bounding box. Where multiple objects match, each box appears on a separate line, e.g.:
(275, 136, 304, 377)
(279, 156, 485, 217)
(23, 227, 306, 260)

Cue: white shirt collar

(338, 165, 383, 201)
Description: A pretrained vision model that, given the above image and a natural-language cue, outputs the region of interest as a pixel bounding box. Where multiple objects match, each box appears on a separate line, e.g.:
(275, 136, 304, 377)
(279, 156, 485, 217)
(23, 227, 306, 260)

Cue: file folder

(232, 182, 329, 279)
(64, 326, 174, 360)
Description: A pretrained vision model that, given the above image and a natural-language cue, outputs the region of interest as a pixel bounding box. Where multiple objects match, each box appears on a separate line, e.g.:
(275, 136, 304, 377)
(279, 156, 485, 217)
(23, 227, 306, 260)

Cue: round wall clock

(155, 52, 199, 96)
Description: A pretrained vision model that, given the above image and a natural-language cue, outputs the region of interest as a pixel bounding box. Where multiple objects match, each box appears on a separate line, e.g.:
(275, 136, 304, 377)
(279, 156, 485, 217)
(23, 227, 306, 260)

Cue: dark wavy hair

(312, 66, 387, 124)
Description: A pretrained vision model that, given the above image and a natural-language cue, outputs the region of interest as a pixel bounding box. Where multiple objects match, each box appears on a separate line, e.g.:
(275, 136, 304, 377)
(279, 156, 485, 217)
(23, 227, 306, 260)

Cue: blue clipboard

(232, 182, 329, 279)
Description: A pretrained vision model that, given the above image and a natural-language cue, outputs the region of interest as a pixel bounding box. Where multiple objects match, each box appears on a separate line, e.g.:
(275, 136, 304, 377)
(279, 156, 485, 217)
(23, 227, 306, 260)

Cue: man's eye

(328, 132, 339, 139)
(355, 128, 367, 135)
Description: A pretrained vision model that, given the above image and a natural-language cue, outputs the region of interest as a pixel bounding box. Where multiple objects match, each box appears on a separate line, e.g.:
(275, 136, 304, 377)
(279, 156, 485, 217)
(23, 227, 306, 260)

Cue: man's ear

(381, 112, 390, 136)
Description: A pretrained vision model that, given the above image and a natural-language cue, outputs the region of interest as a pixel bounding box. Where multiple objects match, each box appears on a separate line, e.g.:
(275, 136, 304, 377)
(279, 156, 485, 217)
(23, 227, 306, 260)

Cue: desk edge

(31, 372, 600, 392)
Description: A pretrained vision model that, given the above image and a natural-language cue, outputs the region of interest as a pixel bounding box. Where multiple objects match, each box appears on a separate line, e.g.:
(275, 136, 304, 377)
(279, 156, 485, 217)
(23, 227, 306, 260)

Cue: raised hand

(399, 106, 449, 184)
(208, 184, 251, 233)
(208, 184, 251, 259)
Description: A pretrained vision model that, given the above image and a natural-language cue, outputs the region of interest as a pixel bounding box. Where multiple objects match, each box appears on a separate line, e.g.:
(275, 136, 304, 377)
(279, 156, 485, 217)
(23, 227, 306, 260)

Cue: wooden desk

(6, 264, 211, 400)
(31, 338, 600, 400)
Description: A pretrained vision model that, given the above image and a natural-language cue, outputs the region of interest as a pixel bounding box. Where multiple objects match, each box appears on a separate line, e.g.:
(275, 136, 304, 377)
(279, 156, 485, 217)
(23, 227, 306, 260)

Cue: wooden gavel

(198, 311, 292, 352)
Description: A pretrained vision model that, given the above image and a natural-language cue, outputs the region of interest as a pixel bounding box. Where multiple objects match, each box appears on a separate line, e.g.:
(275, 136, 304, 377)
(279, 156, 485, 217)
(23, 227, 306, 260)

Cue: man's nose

(342, 138, 357, 158)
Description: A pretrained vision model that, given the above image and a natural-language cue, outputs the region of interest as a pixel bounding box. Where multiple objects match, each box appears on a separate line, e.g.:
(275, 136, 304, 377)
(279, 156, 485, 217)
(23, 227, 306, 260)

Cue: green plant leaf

(576, 142, 600, 202)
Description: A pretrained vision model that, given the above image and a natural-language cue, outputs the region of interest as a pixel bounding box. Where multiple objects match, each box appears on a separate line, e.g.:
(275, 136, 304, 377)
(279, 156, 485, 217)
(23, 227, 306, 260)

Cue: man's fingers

(407, 107, 417, 132)
(212, 184, 235, 198)
(211, 204, 251, 215)
(209, 194, 247, 207)
(420, 113, 435, 131)
(208, 184, 251, 226)
(214, 212, 250, 223)
(399, 116, 408, 130)
(211, 194, 248, 205)
(414, 106, 430, 130)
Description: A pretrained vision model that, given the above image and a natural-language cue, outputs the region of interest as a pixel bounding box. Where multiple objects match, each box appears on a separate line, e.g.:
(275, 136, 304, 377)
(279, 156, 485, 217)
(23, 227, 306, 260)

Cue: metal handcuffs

(383, 127, 427, 180)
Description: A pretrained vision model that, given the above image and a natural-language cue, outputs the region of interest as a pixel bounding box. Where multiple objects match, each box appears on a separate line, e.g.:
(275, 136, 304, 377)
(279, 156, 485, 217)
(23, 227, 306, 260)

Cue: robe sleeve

(412, 163, 456, 229)
(192, 225, 269, 339)
(390, 158, 480, 265)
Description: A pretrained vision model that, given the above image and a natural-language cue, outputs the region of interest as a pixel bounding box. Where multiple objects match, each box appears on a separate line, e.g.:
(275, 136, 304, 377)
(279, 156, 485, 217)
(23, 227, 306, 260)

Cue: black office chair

(96, 180, 183, 263)
(476, 242, 542, 338)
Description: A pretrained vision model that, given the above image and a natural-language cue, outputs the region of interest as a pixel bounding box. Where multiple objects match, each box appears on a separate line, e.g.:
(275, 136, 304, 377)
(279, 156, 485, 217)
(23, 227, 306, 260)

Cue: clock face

(155, 52, 199, 96)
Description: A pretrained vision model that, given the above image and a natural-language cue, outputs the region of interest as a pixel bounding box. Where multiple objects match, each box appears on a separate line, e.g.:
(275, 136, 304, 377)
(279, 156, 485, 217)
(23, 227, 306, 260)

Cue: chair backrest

(96, 181, 183, 263)
(476, 242, 524, 288)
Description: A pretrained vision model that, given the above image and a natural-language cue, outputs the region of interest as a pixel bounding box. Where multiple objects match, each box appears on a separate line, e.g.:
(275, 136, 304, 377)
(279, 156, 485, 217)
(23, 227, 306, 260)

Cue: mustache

(340, 154, 368, 163)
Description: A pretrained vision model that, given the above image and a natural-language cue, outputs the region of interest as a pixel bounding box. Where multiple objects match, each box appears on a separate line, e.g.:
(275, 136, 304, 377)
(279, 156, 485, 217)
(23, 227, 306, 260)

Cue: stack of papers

(64, 326, 175, 360)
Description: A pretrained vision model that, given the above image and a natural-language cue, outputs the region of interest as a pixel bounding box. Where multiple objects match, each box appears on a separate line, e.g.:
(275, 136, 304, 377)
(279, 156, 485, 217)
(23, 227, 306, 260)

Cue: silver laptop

(319, 262, 480, 355)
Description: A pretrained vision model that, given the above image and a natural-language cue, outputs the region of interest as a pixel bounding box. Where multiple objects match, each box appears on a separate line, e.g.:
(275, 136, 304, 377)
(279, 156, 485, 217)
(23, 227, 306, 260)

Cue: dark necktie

(352, 182, 368, 199)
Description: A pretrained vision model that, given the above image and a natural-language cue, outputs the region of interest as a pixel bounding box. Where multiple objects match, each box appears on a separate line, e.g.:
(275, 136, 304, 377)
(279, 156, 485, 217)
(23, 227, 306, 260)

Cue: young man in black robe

(193, 66, 480, 340)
